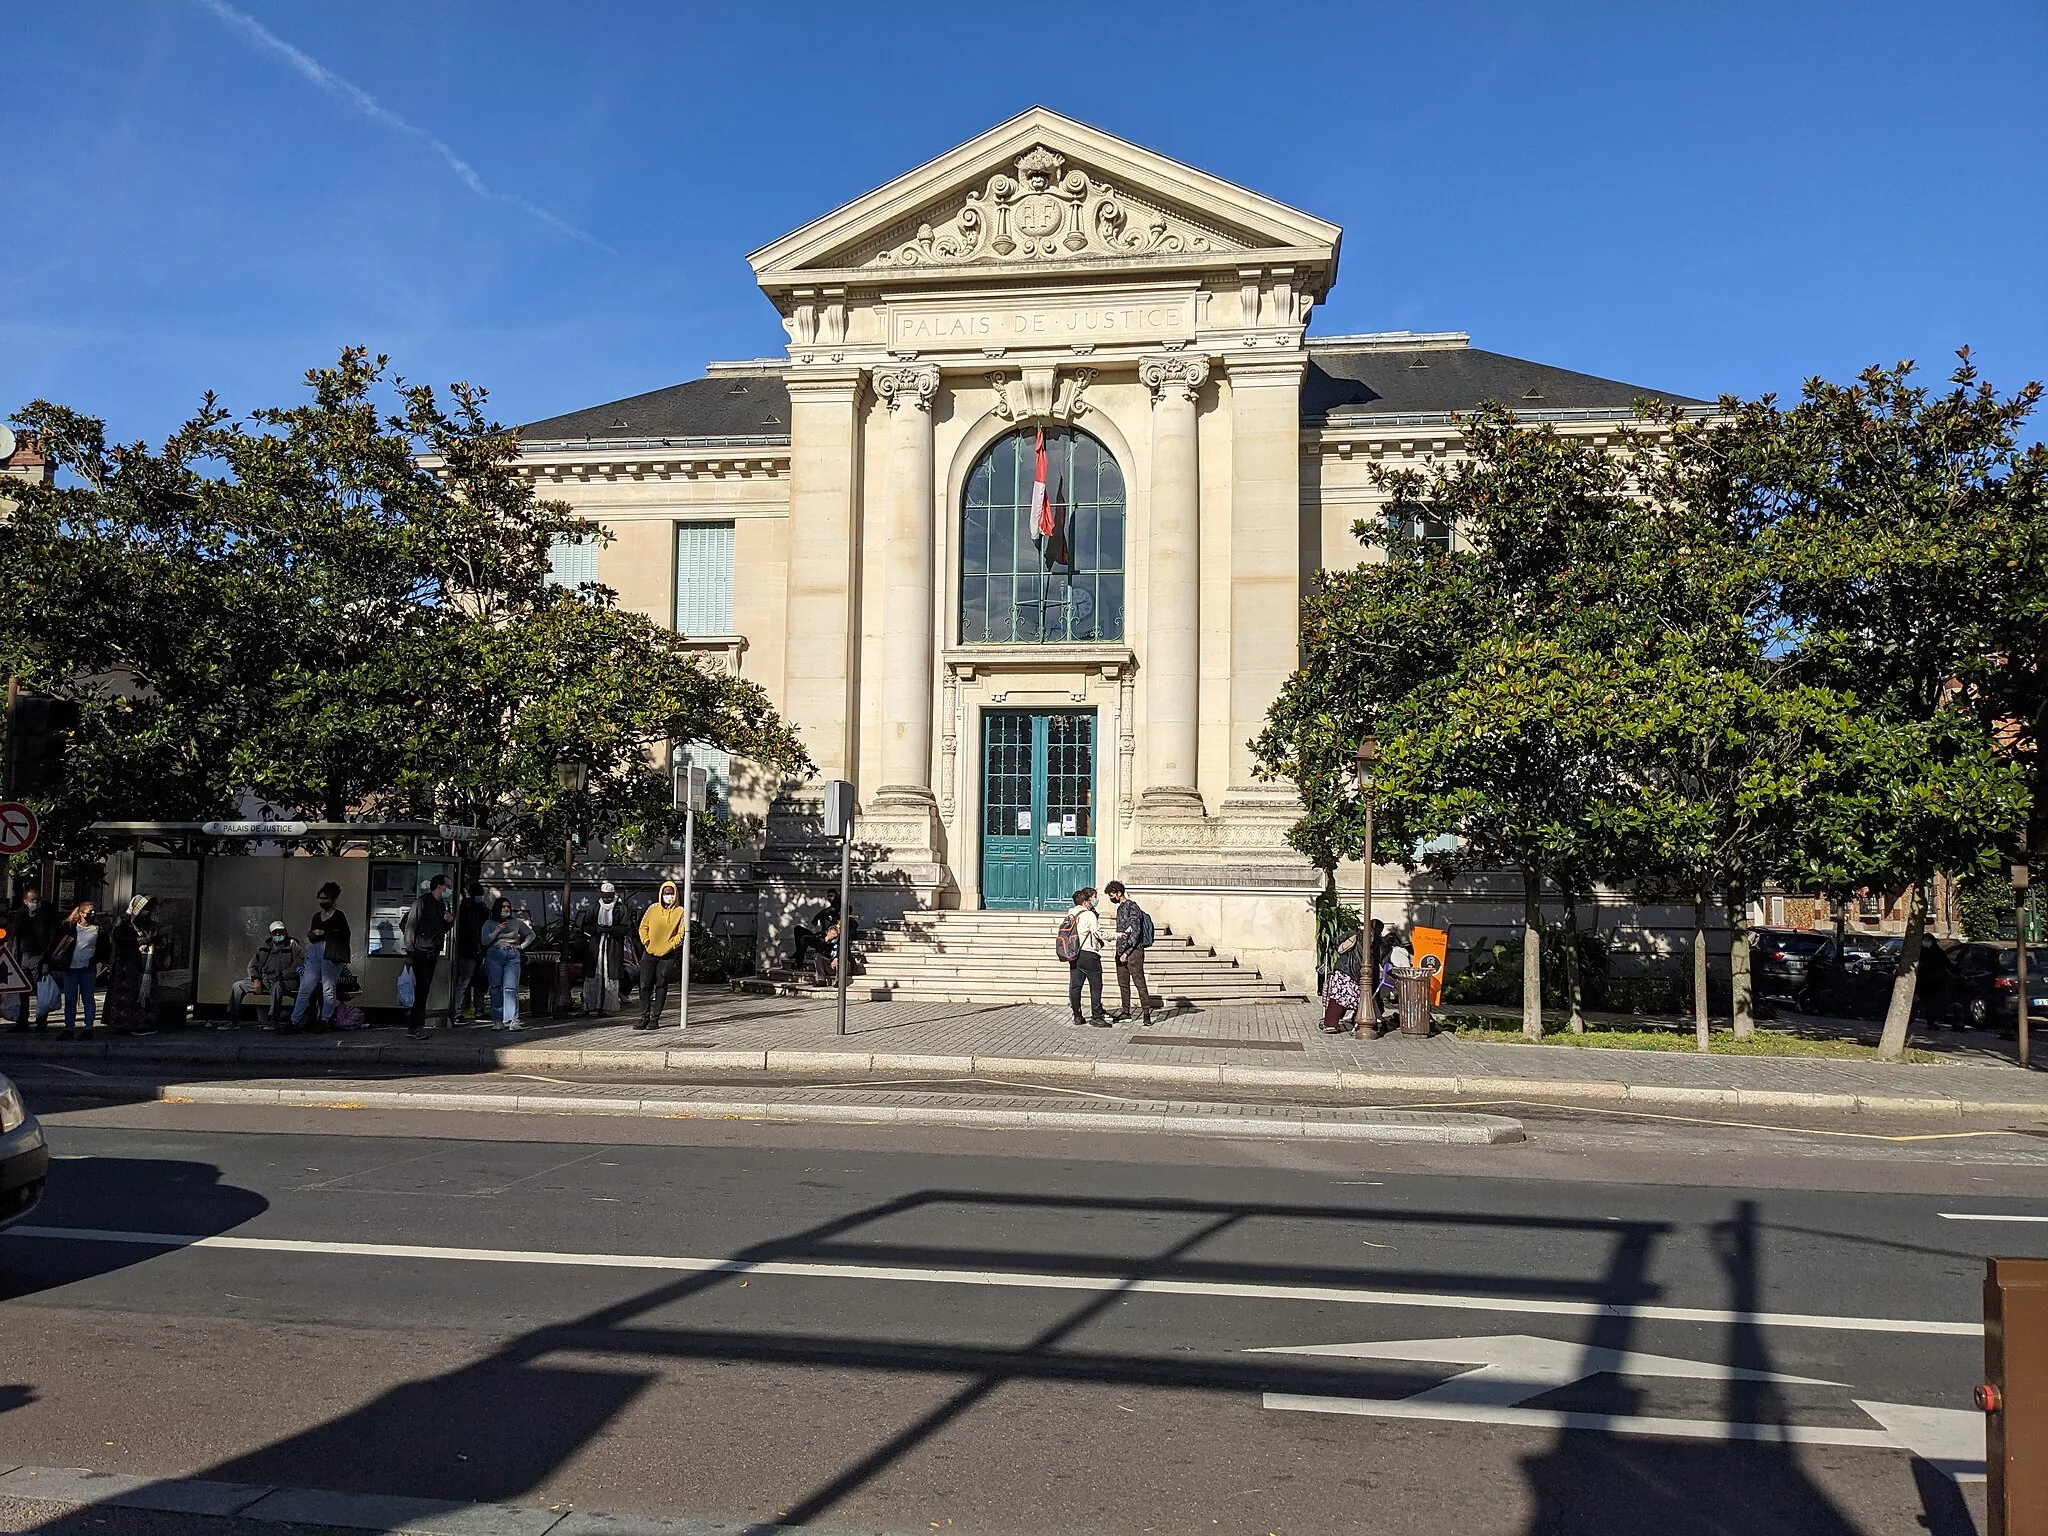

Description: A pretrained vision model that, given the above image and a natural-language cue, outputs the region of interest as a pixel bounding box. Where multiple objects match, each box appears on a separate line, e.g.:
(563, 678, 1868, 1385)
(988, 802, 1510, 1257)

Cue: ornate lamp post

(1353, 735, 1378, 1039)
(555, 759, 587, 1017)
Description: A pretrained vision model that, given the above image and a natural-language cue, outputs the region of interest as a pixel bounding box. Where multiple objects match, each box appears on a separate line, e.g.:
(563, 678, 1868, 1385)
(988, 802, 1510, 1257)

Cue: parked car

(0, 1072, 49, 1231)
(1749, 928, 1831, 1002)
(1946, 943, 2048, 1035)
(1795, 935, 1958, 1023)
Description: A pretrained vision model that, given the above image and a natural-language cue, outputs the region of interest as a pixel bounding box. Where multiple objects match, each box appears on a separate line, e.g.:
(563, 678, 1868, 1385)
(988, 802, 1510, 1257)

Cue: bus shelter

(91, 820, 476, 1024)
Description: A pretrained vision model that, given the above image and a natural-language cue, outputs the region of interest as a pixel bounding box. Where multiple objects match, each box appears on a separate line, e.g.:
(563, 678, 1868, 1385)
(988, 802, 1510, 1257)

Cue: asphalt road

(3, 1096, 2046, 1536)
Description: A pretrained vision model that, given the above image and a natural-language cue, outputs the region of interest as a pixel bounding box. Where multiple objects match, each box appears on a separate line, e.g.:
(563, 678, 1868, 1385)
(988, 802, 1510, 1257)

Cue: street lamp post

(1353, 735, 1378, 1040)
(555, 759, 587, 1017)
(2017, 860, 2033, 1070)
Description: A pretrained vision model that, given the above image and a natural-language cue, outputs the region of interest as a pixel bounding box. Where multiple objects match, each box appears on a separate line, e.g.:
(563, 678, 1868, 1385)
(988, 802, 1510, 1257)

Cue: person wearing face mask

(635, 880, 687, 1031)
(479, 896, 536, 1030)
(400, 874, 452, 1038)
(104, 895, 158, 1035)
(4, 883, 59, 1032)
(225, 921, 303, 1029)
(575, 881, 628, 1017)
(289, 882, 351, 1033)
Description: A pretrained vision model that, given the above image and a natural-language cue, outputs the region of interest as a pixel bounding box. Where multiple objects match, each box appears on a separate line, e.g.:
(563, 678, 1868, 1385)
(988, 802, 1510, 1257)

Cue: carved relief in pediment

(866, 145, 1244, 269)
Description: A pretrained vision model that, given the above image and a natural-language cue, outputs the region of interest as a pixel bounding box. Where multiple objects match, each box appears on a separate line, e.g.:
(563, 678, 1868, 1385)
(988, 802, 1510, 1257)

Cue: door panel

(980, 710, 1096, 912)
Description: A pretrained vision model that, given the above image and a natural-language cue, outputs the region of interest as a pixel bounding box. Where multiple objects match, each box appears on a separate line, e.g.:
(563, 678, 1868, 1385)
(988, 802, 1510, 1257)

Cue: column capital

(874, 363, 940, 413)
(1140, 353, 1211, 404)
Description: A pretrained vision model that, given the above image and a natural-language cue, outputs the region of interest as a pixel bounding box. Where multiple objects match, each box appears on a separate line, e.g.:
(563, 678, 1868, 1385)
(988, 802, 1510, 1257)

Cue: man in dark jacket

(1104, 881, 1156, 1025)
(4, 883, 59, 1031)
(453, 883, 491, 1022)
(226, 921, 303, 1028)
(401, 875, 452, 1038)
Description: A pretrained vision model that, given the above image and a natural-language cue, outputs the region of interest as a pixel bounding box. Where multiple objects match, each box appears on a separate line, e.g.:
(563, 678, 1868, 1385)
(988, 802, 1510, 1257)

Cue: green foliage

(1, 350, 810, 868)
(1442, 927, 1611, 1009)
(1258, 359, 2038, 1045)
(1312, 886, 1362, 972)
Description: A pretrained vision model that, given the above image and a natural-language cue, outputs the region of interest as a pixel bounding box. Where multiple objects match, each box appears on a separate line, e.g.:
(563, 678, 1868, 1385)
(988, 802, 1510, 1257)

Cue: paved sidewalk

(5, 988, 2048, 1116)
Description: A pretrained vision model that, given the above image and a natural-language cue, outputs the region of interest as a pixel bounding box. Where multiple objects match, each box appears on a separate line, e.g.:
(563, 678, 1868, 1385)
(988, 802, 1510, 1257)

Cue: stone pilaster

(1134, 352, 1209, 826)
(862, 363, 946, 886)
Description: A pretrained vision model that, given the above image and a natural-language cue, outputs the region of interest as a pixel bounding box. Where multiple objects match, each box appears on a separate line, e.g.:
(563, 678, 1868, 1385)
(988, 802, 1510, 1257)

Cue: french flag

(1031, 427, 1054, 539)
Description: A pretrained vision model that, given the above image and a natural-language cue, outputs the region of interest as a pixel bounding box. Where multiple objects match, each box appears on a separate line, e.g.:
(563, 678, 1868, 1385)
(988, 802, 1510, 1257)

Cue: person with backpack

(1058, 887, 1110, 1027)
(1103, 881, 1155, 1025)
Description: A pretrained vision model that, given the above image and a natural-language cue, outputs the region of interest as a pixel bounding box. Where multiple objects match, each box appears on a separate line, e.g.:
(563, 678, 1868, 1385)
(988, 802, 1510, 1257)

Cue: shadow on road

(0, 1156, 268, 1303)
(11, 1180, 1970, 1532)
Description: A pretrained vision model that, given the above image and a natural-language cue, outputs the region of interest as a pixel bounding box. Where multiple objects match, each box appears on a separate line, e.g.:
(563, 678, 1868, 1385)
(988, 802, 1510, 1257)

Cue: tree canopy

(1258, 357, 2037, 1053)
(1, 349, 809, 866)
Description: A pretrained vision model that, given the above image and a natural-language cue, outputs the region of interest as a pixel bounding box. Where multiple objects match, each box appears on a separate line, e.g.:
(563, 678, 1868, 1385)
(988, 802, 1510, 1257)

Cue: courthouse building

(518, 109, 1701, 993)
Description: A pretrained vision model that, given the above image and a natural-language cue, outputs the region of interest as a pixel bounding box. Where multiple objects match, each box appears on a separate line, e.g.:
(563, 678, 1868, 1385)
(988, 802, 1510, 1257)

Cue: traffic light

(4, 694, 81, 797)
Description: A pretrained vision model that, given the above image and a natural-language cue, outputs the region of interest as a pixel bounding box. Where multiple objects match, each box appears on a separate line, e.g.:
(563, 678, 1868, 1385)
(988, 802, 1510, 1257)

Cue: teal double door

(980, 710, 1097, 911)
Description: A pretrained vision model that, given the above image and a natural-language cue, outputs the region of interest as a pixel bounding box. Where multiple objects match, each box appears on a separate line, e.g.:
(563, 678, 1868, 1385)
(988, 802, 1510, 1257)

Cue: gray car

(0, 1073, 49, 1230)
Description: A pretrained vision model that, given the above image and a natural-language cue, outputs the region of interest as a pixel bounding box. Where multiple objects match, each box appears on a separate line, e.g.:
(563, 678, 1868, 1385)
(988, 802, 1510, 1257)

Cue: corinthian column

(1137, 353, 1209, 818)
(872, 363, 940, 808)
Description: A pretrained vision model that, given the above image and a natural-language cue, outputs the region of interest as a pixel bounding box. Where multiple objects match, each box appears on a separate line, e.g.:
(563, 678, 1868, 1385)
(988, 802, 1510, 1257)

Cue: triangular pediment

(749, 107, 1341, 291)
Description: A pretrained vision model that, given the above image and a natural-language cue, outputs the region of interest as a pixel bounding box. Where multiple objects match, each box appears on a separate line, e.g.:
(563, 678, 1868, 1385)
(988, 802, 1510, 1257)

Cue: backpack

(1055, 915, 1081, 964)
(1137, 910, 1156, 949)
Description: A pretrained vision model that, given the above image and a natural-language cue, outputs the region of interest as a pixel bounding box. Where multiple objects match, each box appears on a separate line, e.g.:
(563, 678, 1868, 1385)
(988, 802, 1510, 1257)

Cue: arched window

(960, 426, 1125, 644)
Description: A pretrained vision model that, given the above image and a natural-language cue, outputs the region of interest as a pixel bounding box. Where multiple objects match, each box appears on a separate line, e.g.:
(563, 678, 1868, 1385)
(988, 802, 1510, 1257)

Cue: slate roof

(1302, 343, 1706, 424)
(520, 343, 1705, 444)
(520, 373, 792, 443)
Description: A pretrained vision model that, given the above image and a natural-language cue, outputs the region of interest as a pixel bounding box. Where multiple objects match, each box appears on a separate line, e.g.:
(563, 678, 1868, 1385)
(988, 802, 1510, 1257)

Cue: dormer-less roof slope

(1304, 344, 1707, 424)
(748, 106, 1343, 298)
(520, 374, 792, 444)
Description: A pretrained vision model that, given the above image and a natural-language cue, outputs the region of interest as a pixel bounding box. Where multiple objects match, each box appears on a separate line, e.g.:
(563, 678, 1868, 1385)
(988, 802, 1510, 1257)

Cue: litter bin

(1392, 964, 1435, 1037)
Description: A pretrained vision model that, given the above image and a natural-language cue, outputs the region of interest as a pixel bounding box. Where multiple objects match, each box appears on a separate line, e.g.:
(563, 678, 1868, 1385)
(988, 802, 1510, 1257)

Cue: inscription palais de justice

(892, 301, 1192, 346)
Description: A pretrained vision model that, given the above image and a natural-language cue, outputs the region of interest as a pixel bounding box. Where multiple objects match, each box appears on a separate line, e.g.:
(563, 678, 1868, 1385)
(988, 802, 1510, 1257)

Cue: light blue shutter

(546, 528, 600, 589)
(674, 522, 736, 635)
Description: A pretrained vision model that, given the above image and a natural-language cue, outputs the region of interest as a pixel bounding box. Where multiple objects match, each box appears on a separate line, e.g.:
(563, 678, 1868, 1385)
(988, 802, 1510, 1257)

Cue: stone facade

(515, 109, 1706, 992)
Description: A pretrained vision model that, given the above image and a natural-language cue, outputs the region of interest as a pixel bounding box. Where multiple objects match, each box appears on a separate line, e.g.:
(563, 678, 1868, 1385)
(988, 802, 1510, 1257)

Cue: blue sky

(4, 2, 2045, 443)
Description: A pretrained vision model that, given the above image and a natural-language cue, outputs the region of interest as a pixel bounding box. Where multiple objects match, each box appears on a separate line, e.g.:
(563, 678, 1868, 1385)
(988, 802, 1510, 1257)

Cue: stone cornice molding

(874, 363, 940, 413)
(1140, 353, 1211, 404)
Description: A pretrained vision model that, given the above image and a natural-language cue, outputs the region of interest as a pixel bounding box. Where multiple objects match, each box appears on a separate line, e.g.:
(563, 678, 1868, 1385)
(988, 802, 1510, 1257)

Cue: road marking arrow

(1253, 1334, 1983, 1478)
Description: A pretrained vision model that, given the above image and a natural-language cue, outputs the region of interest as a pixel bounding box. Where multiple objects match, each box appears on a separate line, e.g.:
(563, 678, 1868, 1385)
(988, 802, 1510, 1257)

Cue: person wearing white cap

(576, 880, 628, 1016)
(225, 920, 303, 1029)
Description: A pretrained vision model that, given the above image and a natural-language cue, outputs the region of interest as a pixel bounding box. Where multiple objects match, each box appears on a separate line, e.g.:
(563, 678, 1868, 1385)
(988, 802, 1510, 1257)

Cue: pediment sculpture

(870, 146, 1239, 268)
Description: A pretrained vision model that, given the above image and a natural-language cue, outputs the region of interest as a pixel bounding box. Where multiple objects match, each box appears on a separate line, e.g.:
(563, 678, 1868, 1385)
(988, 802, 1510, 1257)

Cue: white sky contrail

(194, 0, 610, 250)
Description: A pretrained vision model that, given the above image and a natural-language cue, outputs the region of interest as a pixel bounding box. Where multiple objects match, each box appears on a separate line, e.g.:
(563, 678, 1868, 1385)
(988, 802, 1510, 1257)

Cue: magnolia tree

(1, 350, 809, 869)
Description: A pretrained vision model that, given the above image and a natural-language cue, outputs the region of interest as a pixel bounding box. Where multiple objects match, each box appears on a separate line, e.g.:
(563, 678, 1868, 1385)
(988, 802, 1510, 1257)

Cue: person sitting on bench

(225, 921, 303, 1028)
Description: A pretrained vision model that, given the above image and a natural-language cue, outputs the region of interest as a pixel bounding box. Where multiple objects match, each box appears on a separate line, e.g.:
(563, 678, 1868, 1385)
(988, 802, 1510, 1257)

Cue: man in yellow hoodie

(635, 880, 688, 1031)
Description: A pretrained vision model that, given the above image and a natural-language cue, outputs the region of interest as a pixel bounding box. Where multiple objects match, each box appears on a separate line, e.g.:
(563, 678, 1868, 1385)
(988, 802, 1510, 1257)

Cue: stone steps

(746, 908, 1305, 1006)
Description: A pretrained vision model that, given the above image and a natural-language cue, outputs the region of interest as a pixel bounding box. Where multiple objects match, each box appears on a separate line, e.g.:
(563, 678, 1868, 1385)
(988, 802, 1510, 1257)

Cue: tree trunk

(1693, 893, 1711, 1053)
(1563, 891, 1585, 1034)
(1877, 881, 1928, 1062)
(1522, 868, 1544, 1040)
(1727, 887, 1755, 1039)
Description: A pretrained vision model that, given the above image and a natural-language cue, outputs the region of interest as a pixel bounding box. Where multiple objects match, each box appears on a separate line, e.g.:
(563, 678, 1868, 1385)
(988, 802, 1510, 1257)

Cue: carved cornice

(873, 363, 940, 413)
(1140, 353, 1211, 404)
(870, 144, 1238, 270)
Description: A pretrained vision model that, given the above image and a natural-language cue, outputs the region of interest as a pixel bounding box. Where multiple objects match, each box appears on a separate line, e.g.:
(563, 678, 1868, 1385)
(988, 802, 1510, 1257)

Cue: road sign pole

(835, 820, 852, 1038)
(679, 799, 695, 1032)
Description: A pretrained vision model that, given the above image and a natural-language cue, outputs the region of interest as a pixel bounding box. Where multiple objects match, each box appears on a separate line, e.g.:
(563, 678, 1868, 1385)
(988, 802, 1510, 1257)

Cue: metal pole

(2020, 888, 2031, 1071)
(1355, 791, 1374, 1039)
(559, 833, 573, 1018)
(678, 802, 695, 1032)
(834, 824, 852, 1037)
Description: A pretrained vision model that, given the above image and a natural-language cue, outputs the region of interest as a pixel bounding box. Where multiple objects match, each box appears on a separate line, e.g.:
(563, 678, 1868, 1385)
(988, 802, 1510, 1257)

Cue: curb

(14, 1075, 1526, 1145)
(0, 1461, 881, 1535)
(3, 1035, 2042, 1119)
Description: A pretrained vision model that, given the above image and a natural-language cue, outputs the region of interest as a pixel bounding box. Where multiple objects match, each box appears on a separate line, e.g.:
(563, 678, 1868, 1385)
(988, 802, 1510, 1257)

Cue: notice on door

(1016, 811, 1031, 833)
(1062, 813, 1078, 835)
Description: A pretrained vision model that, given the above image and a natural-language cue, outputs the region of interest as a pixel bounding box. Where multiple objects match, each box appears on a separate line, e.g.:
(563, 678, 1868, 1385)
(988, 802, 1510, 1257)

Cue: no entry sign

(0, 801, 38, 855)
